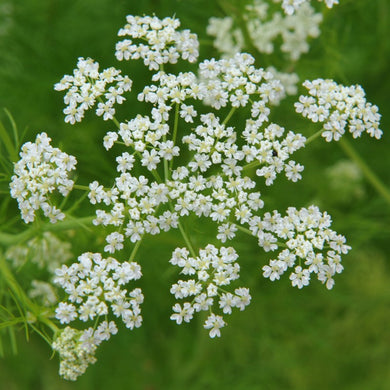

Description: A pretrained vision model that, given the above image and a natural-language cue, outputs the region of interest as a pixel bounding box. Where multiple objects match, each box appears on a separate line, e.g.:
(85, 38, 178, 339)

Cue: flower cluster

(52, 253, 142, 378)
(3, 7, 384, 382)
(295, 79, 382, 141)
(9, 132, 76, 223)
(54, 252, 143, 329)
(260, 206, 350, 289)
(199, 53, 285, 107)
(169, 245, 251, 337)
(49, 13, 362, 377)
(207, 0, 323, 61)
(115, 15, 199, 70)
(87, 53, 306, 256)
(54, 57, 132, 124)
(53, 251, 143, 381)
(276, 0, 339, 15)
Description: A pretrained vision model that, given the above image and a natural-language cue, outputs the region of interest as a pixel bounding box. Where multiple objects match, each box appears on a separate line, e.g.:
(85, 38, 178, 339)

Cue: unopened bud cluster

(52, 326, 98, 381)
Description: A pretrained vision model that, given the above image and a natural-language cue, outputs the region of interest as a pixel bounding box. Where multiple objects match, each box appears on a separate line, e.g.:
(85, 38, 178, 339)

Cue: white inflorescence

(54, 252, 143, 329)
(52, 15, 368, 362)
(169, 245, 251, 338)
(260, 206, 350, 289)
(9, 132, 76, 223)
(87, 53, 306, 255)
(115, 15, 199, 70)
(53, 252, 143, 379)
(54, 57, 132, 124)
(295, 79, 382, 141)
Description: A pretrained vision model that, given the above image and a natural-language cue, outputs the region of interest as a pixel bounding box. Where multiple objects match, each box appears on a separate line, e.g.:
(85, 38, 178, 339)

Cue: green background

(0, 0, 389, 389)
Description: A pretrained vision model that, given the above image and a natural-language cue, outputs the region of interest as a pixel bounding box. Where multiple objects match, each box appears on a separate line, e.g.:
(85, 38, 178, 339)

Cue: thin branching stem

(222, 107, 237, 126)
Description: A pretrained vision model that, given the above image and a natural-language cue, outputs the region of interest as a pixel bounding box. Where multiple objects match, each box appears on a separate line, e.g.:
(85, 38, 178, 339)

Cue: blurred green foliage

(0, 0, 389, 389)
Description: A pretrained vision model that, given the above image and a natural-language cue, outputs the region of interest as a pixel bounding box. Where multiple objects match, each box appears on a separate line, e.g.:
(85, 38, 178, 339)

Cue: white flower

(204, 313, 225, 338)
(318, 264, 336, 289)
(55, 57, 129, 127)
(55, 302, 77, 324)
(104, 232, 124, 253)
(170, 302, 194, 324)
(262, 260, 285, 281)
(285, 161, 304, 182)
(279, 0, 339, 15)
(289, 265, 310, 288)
(207, 3, 322, 62)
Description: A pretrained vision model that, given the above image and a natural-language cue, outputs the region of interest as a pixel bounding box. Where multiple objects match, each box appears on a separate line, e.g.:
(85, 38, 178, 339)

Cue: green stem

(305, 129, 323, 145)
(0, 228, 38, 247)
(41, 215, 95, 233)
(338, 138, 390, 205)
(129, 237, 143, 262)
(222, 107, 237, 126)
(73, 184, 90, 191)
(234, 224, 253, 236)
(177, 220, 197, 258)
(151, 168, 163, 183)
(242, 160, 261, 172)
(4, 108, 19, 150)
